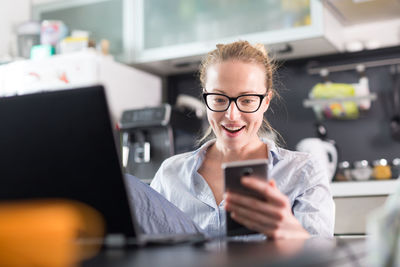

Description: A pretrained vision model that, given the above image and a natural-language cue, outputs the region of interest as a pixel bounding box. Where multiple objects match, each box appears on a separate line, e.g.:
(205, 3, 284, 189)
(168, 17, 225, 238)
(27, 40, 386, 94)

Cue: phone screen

(222, 159, 268, 236)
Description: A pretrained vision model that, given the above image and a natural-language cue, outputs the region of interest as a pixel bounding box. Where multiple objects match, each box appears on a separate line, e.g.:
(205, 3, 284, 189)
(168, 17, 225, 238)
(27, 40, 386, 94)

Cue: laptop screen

(0, 85, 136, 238)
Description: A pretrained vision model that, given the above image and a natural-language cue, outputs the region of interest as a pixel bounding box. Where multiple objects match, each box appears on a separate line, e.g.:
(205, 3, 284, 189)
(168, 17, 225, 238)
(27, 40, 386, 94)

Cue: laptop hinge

(104, 234, 127, 248)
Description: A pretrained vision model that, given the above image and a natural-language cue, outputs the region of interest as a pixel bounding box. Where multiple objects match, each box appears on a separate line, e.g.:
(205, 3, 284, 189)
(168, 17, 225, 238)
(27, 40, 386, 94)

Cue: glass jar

(351, 160, 372, 181)
(335, 161, 352, 182)
(372, 159, 392, 180)
(391, 158, 400, 179)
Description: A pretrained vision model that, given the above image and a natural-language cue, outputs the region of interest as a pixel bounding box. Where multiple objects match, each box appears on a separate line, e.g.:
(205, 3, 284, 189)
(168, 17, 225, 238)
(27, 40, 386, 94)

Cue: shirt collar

(261, 138, 282, 166)
(196, 138, 282, 166)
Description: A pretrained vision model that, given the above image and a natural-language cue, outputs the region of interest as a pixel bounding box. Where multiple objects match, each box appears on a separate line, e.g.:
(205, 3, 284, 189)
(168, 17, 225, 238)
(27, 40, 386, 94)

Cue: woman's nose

(225, 102, 240, 120)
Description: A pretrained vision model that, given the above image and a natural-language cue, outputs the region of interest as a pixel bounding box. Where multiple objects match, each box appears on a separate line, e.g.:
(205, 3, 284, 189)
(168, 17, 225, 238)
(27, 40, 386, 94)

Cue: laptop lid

(0, 85, 138, 242)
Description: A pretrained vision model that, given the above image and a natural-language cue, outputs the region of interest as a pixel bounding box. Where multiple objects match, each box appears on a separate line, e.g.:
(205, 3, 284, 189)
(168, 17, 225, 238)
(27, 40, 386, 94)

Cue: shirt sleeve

(150, 164, 164, 194)
(292, 156, 335, 237)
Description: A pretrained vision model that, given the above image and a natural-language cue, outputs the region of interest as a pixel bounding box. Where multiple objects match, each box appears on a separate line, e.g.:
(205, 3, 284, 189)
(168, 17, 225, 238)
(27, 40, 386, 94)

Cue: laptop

(0, 85, 205, 246)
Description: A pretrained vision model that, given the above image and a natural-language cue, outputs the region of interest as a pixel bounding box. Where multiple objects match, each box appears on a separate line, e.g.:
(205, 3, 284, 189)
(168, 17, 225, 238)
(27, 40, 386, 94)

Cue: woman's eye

(214, 98, 227, 103)
(240, 98, 254, 104)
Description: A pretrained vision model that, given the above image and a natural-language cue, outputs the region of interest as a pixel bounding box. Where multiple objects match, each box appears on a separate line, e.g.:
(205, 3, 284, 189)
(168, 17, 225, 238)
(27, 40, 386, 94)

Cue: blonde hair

(197, 40, 282, 145)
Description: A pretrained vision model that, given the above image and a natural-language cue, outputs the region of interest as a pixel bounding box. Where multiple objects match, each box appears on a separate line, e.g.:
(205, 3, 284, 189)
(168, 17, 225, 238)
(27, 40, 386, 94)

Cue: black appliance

(119, 104, 202, 182)
(391, 65, 400, 141)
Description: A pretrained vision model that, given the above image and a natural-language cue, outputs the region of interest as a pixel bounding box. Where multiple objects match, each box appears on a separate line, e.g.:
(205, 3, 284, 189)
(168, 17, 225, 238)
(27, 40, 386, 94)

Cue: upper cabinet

(132, 0, 343, 74)
(32, 0, 400, 75)
(33, 0, 130, 62)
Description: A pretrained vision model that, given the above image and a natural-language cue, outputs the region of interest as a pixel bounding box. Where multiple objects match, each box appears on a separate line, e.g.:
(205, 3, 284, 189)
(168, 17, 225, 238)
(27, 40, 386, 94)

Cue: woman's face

(204, 60, 271, 151)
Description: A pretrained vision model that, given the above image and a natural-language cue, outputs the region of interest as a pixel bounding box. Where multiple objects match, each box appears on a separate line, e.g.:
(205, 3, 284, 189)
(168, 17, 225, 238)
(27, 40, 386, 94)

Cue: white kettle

(296, 138, 338, 181)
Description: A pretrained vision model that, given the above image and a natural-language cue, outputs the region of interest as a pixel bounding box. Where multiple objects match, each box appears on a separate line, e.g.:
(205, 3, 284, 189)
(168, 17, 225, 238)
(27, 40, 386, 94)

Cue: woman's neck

(209, 139, 268, 163)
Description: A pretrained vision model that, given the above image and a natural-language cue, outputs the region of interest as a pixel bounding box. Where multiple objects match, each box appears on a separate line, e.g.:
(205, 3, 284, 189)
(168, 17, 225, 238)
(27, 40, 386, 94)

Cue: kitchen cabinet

(132, 0, 344, 74)
(32, 0, 400, 75)
(32, 0, 132, 63)
(0, 50, 162, 123)
(331, 180, 400, 235)
(33, 0, 343, 74)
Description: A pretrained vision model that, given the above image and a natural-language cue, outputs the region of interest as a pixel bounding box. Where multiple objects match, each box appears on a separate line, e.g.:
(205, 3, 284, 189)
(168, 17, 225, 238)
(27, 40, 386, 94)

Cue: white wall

(0, 0, 31, 58)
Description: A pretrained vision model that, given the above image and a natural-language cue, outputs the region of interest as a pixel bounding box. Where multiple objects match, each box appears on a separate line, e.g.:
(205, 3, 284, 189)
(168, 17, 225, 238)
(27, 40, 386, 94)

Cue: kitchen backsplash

(165, 46, 400, 163)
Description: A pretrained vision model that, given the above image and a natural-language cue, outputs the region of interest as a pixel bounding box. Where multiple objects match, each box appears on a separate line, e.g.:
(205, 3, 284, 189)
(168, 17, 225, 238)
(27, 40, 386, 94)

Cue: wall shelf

(303, 93, 377, 108)
(307, 57, 400, 75)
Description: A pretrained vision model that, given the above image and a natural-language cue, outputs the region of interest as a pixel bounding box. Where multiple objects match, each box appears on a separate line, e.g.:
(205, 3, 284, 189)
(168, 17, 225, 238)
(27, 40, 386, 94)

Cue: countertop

(330, 179, 400, 197)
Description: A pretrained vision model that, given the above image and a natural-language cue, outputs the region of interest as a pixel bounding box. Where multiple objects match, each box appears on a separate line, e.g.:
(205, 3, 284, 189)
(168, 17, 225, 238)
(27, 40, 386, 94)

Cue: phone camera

(242, 168, 253, 176)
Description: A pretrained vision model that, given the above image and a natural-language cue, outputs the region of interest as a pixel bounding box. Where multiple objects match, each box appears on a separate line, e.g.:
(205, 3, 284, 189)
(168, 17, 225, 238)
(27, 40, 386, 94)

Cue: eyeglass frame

(202, 92, 268, 113)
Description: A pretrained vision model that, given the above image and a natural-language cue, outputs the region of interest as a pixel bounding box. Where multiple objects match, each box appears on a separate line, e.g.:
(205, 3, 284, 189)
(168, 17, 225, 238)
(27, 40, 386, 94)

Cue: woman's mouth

(222, 125, 245, 137)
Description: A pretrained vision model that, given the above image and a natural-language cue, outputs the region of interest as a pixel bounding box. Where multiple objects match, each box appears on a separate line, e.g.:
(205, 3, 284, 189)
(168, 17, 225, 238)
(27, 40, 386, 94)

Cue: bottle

(335, 161, 351, 182)
(351, 160, 372, 181)
(391, 158, 400, 179)
(372, 159, 392, 180)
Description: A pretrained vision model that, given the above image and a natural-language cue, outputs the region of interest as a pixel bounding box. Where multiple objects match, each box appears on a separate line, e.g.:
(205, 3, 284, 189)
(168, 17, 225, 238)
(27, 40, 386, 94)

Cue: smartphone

(222, 159, 269, 236)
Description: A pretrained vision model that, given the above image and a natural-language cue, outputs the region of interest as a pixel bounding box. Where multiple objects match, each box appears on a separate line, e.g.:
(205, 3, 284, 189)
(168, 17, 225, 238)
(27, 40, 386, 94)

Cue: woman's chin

(219, 135, 247, 150)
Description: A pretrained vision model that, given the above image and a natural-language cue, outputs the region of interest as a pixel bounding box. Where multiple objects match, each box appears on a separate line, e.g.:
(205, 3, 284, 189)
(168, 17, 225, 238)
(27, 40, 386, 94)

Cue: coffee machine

(119, 104, 202, 183)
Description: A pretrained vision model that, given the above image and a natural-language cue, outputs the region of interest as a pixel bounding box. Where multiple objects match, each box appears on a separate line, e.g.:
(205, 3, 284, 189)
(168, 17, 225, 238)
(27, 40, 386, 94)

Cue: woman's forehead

(205, 61, 267, 94)
(207, 61, 265, 80)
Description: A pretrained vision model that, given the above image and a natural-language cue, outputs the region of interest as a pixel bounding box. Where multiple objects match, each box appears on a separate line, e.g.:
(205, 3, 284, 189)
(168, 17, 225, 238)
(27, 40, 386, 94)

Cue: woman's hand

(224, 177, 310, 239)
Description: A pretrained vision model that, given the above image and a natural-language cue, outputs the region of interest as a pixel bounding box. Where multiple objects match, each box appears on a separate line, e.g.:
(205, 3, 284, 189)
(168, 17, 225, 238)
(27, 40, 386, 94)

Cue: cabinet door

(133, 0, 325, 63)
(33, 0, 126, 60)
(334, 196, 387, 235)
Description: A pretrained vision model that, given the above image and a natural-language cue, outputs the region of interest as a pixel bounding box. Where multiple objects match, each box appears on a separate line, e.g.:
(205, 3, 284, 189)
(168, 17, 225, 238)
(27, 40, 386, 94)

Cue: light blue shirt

(150, 139, 335, 237)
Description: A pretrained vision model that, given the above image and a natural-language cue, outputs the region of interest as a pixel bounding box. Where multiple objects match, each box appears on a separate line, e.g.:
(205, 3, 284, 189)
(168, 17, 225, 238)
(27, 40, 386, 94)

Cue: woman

(149, 41, 334, 239)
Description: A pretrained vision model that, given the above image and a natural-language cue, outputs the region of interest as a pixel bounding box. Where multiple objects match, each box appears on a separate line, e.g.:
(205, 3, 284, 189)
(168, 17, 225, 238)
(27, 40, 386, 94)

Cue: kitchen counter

(330, 179, 400, 197)
(331, 179, 399, 235)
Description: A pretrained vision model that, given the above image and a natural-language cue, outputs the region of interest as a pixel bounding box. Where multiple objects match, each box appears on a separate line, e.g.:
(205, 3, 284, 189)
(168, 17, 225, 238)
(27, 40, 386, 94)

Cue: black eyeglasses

(202, 93, 267, 113)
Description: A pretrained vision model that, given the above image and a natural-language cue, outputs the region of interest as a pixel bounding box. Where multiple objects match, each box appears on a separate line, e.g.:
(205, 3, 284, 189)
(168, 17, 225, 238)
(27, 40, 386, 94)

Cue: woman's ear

(266, 91, 272, 105)
(263, 91, 272, 112)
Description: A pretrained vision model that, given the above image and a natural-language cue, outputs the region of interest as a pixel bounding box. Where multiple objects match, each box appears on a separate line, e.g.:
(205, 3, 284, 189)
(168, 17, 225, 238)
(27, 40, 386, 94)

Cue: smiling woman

(200, 59, 270, 152)
(148, 40, 335, 239)
(198, 42, 279, 145)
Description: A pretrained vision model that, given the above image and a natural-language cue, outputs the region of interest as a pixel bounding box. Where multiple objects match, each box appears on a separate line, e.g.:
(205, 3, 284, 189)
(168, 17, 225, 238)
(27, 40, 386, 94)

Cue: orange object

(0, 199, 104, 267)
(373, 165, 392, 180)
(373, 159, 392, 180)
(59, 72, 69, 83)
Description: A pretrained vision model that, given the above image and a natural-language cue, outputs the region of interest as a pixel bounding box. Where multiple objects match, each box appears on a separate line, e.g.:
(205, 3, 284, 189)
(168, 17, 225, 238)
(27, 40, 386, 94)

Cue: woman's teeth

(223, 125, 244, 133)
